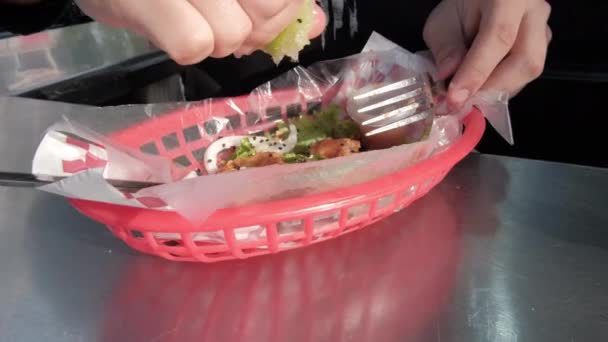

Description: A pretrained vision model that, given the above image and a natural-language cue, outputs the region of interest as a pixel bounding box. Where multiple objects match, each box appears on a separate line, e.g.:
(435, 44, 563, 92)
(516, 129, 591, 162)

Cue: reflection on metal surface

(0, 22, 156, 95)
(1, 108, 608, 342)
(100, 192, 461, 341)
(0, 97, 92, 173)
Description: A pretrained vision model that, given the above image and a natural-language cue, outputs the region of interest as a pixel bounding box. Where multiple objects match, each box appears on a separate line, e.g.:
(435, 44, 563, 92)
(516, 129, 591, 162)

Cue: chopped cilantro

(234, 138, 255, 159)
(291, 103, 360, 154)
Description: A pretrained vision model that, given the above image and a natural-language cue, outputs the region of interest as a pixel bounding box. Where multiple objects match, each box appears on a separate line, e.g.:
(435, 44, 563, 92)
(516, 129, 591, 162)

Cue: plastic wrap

(363, 32, 513, 145)
(31, 32, 512, 228)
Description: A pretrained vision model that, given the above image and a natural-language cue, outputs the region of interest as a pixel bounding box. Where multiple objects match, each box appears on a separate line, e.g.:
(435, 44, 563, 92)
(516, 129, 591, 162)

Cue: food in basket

(201, 100, 441, 174)
(263, 0, 314, 64)
(203, 104, 362, 173)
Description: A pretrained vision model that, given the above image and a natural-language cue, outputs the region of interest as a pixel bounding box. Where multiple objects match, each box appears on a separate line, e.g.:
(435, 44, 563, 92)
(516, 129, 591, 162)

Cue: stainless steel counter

(1, 98, 608, 341)
(0, 22, 155, 96)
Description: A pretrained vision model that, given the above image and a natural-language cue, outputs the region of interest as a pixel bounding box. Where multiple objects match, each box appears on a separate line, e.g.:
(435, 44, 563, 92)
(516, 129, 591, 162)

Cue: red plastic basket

(68, 94, 486, 263)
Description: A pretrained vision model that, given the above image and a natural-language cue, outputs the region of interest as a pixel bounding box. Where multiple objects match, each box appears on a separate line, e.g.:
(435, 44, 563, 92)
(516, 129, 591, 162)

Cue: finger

(236, 2, 326, 57)
(112, 0, 214, 65)
(448, 0, 526, 108)
(187, 0, 252, 58)
(422, 1, 468, 80)
(309, 3, 327, 39)
(238, 0, 305, 50)
(481, 2, 551, 96)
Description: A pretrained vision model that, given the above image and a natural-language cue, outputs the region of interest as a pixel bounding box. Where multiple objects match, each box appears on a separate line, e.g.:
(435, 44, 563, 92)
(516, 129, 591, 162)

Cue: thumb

(308, 3, 327, 39)
(422, 3, 467, 80)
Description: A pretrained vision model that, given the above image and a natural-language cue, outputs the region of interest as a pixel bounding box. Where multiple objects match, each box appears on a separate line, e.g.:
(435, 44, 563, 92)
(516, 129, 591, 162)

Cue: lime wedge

(263, 0, 314, 64)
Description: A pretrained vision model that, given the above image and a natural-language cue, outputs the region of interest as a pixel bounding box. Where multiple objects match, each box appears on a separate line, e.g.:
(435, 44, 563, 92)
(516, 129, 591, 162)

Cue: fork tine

(364, 109, 432, 137)
(357, 87, 425, 114)
(352, 75, 425, 101)
(361, 98, 430, 126)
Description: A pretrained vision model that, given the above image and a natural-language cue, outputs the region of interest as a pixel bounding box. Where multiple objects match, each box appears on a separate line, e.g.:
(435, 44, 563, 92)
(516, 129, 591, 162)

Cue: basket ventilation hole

(277, 220, 304, 237)
(306, 101, 322, 114)
(173, 155, 191, 167)
(183, 125, 202, 142)
(313, 212, 340, 232)
(227, 114, 242, 129)
(161, 132, 180, 151)
(192, 147, 207, 162)
(233, 226, 263, 242)
(286, 104, 303, 118)
(140, 142, 159, 155)
(266, 106, 283, 121)
(163, 240, 182, 247)
(205, 251, 232, 259)
(377, 194, 396, 209)
(347, 204, 370, 221)
(246, 112, 261, 127)
(130, 230, 144, 239)
(203, 119, 222, 135)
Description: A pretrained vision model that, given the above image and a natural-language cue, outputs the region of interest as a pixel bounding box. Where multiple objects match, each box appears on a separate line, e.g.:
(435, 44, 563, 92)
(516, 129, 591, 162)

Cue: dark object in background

(0, 0, 88, 37)
(3, 0, 607, 168)
(192, 0, 608, 168)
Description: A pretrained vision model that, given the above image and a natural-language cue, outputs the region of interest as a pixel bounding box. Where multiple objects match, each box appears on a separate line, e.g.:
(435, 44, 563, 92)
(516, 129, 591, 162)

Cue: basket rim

(68, 108, 485, 230)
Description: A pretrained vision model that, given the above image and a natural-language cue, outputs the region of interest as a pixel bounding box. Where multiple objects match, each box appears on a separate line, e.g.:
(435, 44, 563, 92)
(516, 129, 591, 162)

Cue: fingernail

(438, 51, 463, 80)
(310, 4, 328, 38)
(451, 88, 470, 104)
(437, 55, 458, 80)
(235, 45, 256, 57)
(446, 87, 470, 111)
(435, 100, 449, 115)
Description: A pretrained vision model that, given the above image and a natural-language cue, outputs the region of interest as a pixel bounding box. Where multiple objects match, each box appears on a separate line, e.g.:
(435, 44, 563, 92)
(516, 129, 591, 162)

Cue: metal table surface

(1, 100, 608, 342)
(0, 22, 155, 96)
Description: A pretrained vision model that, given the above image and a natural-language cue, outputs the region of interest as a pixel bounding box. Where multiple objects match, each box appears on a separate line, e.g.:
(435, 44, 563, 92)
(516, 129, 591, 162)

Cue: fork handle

(0, 172, 48, 188)
(0, 172, 161, 192)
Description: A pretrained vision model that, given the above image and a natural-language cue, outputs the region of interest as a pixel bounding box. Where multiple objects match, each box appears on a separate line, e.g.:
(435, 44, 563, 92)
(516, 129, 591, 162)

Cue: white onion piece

(203, 124, 298, 174)
(250, 124, 298, 153)
(204, 135, 246, 174)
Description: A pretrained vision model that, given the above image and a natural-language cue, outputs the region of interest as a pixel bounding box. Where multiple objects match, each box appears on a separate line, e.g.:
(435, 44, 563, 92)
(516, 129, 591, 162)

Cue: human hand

(75, 0, 326, 65)
(423, 0, 552, 110)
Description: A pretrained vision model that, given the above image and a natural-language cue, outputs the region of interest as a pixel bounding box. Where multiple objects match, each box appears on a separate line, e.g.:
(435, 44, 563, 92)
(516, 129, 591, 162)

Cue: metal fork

(0, 171, 161, 193)
(348, 73, 443, 137)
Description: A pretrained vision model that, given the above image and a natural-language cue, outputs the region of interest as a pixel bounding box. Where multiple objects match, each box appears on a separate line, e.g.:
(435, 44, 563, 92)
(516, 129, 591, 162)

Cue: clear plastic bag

(363, 32, 513, 144)
(32, 32, 512, 226)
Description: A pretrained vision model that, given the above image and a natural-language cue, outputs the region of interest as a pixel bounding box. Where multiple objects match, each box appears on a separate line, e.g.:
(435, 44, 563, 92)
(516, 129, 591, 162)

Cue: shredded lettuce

(229, 105, 360, 162)
(275, 121, 290, 140)
(282, 152, 308, 163)
(282, 152, 325, 164)
(334, 120, 361, 139)
(233, 138, 255, 159)
(292, 115, 327, 154)
(291, 104, 360, 154)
